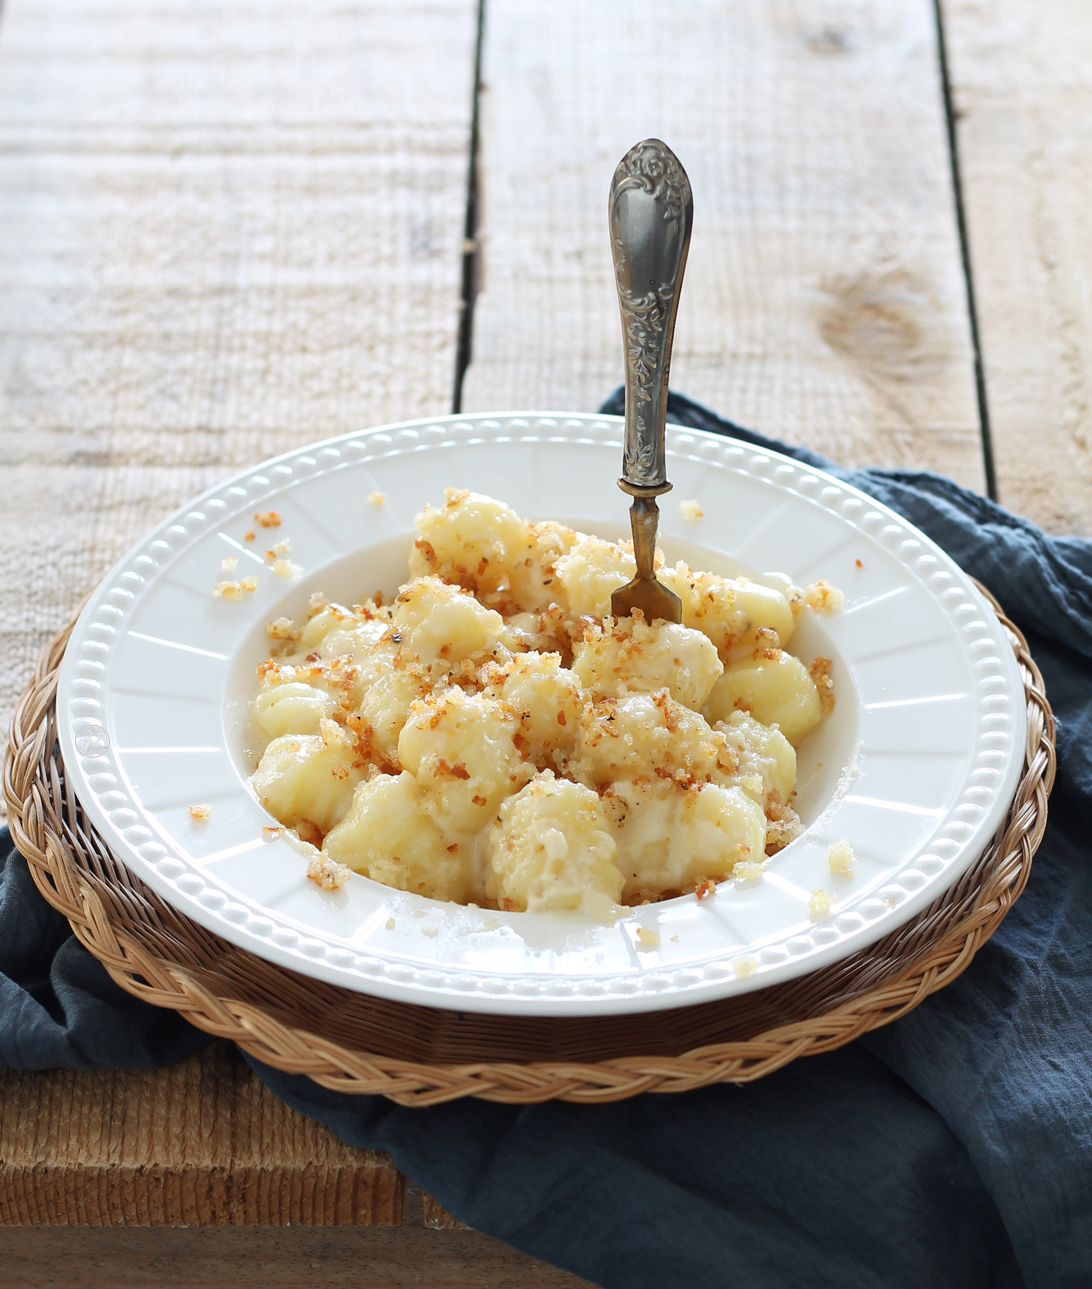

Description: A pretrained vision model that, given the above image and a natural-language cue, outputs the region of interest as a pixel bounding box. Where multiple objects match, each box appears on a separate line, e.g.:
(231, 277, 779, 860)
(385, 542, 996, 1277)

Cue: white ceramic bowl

(56, 414, 1026, 1016)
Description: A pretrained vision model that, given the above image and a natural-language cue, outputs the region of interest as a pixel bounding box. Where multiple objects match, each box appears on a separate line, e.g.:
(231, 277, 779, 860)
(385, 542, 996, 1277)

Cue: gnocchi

(250, 490, 840, 914)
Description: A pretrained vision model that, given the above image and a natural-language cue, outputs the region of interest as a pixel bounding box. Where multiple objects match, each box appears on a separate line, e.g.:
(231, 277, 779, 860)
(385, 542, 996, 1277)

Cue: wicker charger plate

(6, 588, 1054, 1106)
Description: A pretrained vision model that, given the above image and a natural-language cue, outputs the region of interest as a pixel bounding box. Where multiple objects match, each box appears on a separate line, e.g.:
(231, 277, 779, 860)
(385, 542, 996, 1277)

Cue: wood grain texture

(0, 1226, 597, 1288)
(946, 0, 1092, 533)
(0, 0, 477, 757)
(0, 1046, 594, 1283)
(462, 0, 985, 488)
(0, 1045, 402, 1226)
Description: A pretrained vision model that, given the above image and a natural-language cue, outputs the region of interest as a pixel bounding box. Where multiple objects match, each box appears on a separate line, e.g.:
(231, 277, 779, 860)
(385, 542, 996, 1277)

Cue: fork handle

(609, 139, 693, 498)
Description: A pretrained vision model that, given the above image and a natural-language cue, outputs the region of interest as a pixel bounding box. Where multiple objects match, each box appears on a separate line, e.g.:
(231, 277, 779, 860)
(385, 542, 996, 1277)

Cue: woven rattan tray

(5, 588, 1054, 1105)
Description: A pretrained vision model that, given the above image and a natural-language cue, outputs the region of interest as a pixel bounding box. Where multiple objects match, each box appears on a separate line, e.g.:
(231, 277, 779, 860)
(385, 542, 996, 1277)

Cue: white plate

(56, 414, 1026, 1016)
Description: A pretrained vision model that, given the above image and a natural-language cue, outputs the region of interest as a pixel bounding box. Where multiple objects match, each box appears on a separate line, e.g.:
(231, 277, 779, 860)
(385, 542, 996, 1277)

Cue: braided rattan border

(5, 588, 1054, 1105)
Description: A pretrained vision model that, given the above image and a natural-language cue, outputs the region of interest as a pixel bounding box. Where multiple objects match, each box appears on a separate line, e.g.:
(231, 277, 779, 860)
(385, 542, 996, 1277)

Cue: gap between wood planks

(453, 0, 997, 499)
(452, 0, 487, 414)
(933, 0, 997, 500)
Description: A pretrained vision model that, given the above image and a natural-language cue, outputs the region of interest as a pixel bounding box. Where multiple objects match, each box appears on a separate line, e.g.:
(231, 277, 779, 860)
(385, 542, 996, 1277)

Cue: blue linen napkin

(0, 831, 209, 1071)
(4, 391, 1091, 1289)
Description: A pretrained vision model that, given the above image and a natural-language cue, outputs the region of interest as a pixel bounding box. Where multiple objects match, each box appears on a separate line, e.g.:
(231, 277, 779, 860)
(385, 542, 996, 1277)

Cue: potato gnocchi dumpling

(251, 720, 364, 839)
(254, 678, 339, 738)
(397, 687, 528, 838)
(571, 616, 722, 710)
(604, 778, 768, 903)
(488, 774, 623, 915)
(323, 772, 470, 902)
(250, 489, 840, 914)
(703, 650, 822, 747)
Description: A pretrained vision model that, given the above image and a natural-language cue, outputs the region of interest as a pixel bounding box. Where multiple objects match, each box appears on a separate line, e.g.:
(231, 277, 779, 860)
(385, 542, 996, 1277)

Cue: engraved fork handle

(609, 138, 693, 513)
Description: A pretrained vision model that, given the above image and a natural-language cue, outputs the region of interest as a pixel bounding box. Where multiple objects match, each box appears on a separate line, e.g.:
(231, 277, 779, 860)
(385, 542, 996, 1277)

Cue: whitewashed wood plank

(0, 0, 477, 749)
(463, 0, 983, 489)
(946, 0, 1092, 534)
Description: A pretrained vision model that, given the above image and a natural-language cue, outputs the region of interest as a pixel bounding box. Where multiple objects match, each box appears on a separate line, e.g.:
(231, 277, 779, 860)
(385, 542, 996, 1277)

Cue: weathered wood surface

(462, 0, 985, 490)
(0, 1045, 596, 1284)
(0, 1021, 581, 1272)
(0, 0, 477, 753)
(946, 0, 1092, 534)
(0, 1045, 401, 1227)
(0, 1226, 594, 1288)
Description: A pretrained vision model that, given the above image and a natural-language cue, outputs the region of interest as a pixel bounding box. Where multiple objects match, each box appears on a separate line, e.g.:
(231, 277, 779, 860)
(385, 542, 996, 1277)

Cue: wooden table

(1, 0, 1089, 1284)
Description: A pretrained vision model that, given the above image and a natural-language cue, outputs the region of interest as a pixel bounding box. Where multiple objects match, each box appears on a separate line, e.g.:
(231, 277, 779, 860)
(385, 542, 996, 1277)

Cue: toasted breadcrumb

(809, 656, 836, 714)
(306, 853, 351, 890)
(296, 819, 324, 848)
(808, 889, 834, 920)
(368, 491, 386, 506)
(679, 499, 704, 521)
(385, 917, 396, 930)
(262, 825, 284, 841)
(855, 558, 864, 569)
(763, 792, 803, 854)
(265, 616, 300, 641)
(636, 926, 660, 950)
(734, 956, 758, 977)
(307, 592, 328, 616)
(802, 579, 844, 612)
(274, 539, 292, 556)
(765, 818, 802, 853)
(255, 510, 282, 528)
(244, 530, 256, 542)
(695, 879, 716, 901)
(734, 860, 765, 883)
(828, 839, 855, 877)
(213, 580, 255, 601)
(189, 803, 211, 821)
(272, 558, 302, 580)
(220, 555, 238, 573)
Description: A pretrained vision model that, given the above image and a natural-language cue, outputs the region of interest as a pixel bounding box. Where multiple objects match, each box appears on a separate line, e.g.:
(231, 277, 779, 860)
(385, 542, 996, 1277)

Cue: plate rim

(56, 412, 1028, 1016)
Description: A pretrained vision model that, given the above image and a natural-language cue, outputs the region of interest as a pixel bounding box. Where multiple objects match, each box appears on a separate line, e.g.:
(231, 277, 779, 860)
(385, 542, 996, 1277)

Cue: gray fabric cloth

(5, 391, 1092, 1287)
